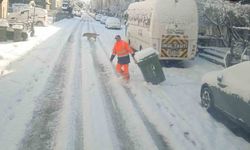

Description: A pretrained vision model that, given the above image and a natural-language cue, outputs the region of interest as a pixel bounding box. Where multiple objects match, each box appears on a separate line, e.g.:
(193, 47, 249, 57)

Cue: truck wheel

(36, 21, 44, 26)
(22, 32, 28, 41)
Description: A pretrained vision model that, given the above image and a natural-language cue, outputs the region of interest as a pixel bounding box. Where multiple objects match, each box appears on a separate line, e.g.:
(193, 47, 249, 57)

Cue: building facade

(90, 0, 138, 16)
(0, 0, 8, 18)
(50, 0, 62, 10)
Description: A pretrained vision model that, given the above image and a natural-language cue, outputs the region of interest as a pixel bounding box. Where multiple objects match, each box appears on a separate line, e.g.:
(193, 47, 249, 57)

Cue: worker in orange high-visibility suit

(110, 35, 136, 80)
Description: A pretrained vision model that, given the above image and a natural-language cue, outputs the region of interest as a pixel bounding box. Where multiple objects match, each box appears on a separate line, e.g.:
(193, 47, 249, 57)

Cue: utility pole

(29, 0, 36, 37)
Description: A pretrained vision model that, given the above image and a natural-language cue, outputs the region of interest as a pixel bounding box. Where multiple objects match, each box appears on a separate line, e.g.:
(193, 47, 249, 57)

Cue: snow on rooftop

(233, 26, 250, 30)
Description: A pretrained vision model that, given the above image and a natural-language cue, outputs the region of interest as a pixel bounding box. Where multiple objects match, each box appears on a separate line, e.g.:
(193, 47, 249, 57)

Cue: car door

(231, 71, 250, 127)
(212, 82, 235, 118)
(210, 69, 234, 116)
(234, 95, 250, 128)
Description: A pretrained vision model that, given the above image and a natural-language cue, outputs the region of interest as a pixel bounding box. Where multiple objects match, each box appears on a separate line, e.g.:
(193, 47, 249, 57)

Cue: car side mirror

(217, 74, 227, 88)
(217, 74, 223, 83)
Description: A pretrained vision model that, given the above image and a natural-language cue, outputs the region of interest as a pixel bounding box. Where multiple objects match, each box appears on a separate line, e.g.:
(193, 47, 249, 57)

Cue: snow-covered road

(0, 14, 249, 150)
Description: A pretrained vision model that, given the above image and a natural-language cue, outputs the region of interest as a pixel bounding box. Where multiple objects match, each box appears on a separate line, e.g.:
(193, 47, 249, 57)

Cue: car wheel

(201, 86, 214, 111)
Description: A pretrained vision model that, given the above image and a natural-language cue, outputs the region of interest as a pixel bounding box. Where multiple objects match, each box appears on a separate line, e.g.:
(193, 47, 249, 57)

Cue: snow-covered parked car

(105, 17, 121, 29)
(200, 61, 250, 132)
(100, 16, 108, 24)
(95, 14, 102, 21)
(8, 7, 48, 26)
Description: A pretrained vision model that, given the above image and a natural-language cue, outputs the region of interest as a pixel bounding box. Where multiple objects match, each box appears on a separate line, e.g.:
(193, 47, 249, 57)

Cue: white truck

(8, 7, 48, 26)
(125, 0, 198, 61)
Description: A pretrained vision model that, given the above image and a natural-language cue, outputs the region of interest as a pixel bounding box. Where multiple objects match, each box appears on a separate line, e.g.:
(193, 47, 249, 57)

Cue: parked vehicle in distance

(62, 2, 69, 11)
(95, 14, 102, 21)
(125, 0, 198, 61)
(100, 16, 108, 24)
(200, 61, 250, 132)
(105, 17, 121, 29)
(8, 7, 48, 26)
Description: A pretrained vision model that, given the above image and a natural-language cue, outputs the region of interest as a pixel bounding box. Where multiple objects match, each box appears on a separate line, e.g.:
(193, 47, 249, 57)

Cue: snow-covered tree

(197, 0, 250, 47)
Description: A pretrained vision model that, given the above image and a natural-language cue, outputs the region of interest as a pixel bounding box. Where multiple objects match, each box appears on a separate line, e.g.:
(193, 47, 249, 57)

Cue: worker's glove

(110, 54, 115, 62)
(131, 53, 138, 64)
(131, 53, 135, 57)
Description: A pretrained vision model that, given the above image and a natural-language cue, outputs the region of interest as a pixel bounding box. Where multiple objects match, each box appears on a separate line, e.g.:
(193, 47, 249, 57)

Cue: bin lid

(135, 47, 157, 62)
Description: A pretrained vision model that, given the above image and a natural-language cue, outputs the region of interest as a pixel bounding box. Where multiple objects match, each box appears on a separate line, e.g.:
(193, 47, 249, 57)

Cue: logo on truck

(160, 35, 188, 58)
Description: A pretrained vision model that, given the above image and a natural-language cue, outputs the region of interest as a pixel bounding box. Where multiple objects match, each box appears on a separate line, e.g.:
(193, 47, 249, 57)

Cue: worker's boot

(123, 73, 130, 81)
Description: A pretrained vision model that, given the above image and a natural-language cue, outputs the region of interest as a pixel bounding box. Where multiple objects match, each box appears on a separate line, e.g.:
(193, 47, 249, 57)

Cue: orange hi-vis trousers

(116, 63, 129, 80)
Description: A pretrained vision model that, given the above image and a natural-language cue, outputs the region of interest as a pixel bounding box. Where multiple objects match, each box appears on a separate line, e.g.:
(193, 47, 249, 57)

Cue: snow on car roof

(203, 61, 250, 102)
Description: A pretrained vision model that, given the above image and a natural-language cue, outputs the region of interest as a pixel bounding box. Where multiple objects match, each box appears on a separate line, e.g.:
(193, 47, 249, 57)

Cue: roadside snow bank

(0, 26, 60, 76)
(0, 18, 76, 76)
(0, 18, 80, 150)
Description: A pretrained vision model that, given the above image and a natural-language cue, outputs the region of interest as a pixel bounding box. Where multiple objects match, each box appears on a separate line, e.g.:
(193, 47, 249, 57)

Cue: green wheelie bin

(12, 24, 24, 42)
(136, 50, 165, 84)
(0, 19, 8, 41)
(0, 26, 7, 41)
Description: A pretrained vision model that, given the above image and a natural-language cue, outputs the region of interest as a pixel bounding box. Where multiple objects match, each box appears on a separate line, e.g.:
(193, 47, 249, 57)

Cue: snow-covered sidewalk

(0, 19, 74, 76)
(0, 18, 80, 150)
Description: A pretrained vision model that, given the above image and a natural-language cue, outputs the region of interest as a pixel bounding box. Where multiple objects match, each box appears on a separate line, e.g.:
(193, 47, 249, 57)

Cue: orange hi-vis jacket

(111, 40, 134, 64)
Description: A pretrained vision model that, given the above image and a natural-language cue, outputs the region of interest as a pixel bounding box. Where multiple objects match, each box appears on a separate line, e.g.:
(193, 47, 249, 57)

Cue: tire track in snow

(80, 19, 121, 150)
(91, 21, 195, 149)
(85, 24, 136, 150)
(89, 18, 196, 150)
(54, 20, 85, 150)
(18, 21, 81, 150)
(89, 18, 171, 150)
(87, 15, 250, 150)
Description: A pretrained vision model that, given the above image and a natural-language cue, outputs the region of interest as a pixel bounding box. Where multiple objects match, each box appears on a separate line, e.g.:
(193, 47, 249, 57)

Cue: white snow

(0, 25, 60, 76)
(203, 61, 250, 102)
(93, 17, 250, 150)
(0, 19, 9, 27)
(0, 18, 79, 150)
(134, 47, 157, 62)
(0, 14, 249, 150)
